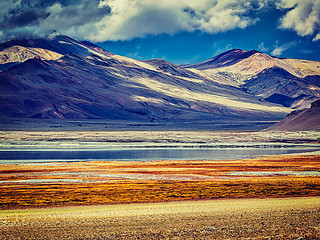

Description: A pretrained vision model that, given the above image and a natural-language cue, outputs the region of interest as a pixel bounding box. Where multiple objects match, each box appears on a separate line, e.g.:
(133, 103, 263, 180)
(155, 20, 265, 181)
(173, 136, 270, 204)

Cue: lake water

(0, 146, 319, 164)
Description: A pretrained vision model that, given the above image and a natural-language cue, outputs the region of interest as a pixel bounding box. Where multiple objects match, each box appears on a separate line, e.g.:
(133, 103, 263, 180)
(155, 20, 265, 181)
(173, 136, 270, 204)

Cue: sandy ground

(1, 130, 320, 151)
(1, 197, 320, 239)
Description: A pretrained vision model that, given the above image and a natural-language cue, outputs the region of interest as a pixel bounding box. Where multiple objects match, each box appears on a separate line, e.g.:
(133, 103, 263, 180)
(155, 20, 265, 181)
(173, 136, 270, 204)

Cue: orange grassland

(1, 154, 320, 209)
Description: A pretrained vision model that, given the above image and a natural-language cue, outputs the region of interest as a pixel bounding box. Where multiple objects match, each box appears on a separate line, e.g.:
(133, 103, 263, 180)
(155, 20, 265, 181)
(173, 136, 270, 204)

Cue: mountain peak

(183, 49, 262, 70)
(0, 35, 113, 71)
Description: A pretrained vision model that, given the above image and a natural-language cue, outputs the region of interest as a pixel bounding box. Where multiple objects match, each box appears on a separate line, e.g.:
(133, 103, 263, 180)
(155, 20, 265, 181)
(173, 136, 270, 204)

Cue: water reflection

(0, 147, 319, 164)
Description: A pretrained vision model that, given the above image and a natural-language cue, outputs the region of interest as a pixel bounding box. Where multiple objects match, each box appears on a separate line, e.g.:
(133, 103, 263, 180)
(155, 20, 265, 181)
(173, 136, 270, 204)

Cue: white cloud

(90, 0, 191, 41)
(278, 0, 320, 38)
(271, 41, 297, 56)
(271, 46, 285, 56)
(89, 0, 261, 41)
(258, 42, 269, 52)
(313, 33, 320, 41)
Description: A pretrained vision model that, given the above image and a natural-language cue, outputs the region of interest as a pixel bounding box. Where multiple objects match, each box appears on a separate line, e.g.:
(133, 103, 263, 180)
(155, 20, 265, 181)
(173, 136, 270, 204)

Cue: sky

(1, 0, 320, 64)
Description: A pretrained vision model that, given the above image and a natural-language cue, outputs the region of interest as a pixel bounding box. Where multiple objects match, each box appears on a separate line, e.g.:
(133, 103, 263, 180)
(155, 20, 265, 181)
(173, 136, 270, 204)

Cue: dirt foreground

(1, 197, 320, 239)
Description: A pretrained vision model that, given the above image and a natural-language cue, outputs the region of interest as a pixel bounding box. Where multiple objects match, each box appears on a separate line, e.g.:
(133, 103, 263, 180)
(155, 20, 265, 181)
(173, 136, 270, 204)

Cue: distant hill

(0, 35, 319, 123)
(268, 100, 320, 131)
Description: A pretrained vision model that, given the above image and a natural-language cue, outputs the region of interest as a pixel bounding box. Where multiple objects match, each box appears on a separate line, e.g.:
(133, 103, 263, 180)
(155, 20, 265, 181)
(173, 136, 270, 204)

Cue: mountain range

(0, 35, 319, 123)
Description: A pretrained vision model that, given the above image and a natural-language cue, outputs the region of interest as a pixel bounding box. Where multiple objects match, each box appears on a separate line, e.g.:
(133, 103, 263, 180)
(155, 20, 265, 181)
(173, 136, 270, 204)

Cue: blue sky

(1, 0, 319, 64)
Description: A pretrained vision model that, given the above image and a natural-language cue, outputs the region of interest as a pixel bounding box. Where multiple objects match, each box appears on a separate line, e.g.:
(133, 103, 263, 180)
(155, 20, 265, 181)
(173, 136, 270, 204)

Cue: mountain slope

(0, 36, 289, 120)
(268, 100, 320, 131)
(185, 49, 320, 108)
(242, 67, 320, 109)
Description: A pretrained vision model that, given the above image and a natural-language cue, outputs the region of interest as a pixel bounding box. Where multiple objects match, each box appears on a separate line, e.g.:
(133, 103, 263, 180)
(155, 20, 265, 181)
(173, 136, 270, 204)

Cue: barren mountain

(0, 35, 318, 121)
(268, 100, 320, 131)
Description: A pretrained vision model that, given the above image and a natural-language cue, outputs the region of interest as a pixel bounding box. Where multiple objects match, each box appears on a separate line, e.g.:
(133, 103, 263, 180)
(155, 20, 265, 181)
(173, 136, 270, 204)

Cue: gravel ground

(1, 197, 320, 239)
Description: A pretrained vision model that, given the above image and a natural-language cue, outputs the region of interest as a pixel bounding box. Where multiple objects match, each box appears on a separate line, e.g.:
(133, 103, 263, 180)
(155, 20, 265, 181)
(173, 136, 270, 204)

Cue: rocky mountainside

(268, 100, 320, 131)
(0, 35, 319, 121)
(185, 49, 320, 109)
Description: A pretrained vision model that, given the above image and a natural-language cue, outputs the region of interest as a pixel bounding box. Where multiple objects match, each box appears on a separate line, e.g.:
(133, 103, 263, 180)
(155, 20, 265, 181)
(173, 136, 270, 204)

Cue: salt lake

(1, 145, 319, 164)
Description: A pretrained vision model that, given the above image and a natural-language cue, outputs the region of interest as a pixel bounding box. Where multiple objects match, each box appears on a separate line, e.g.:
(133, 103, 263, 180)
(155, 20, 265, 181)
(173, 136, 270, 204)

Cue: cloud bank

(277, 0, 320, 41)
(0, 0, 319, 42)
(0, 0, 111, 41)
(90, 0, 262, 41)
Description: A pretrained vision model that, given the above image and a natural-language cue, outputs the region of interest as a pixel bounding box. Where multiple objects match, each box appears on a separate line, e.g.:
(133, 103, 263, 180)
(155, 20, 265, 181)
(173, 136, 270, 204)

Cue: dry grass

(1, 178, 320, 209)
(1, 155, 320, 209)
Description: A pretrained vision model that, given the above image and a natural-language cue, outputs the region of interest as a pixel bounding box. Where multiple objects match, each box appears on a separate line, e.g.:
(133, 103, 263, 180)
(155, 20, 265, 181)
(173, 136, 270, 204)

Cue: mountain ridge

(182, 49, 261, 70)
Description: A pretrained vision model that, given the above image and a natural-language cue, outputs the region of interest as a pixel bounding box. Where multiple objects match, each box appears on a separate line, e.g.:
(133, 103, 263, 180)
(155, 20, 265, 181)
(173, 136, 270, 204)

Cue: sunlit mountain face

(0, 35, 319, 121)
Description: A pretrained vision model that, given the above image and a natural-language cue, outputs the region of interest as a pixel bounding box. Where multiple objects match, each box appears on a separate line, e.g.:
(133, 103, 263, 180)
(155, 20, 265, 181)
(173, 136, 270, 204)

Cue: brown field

(1, 154, 320, 209)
